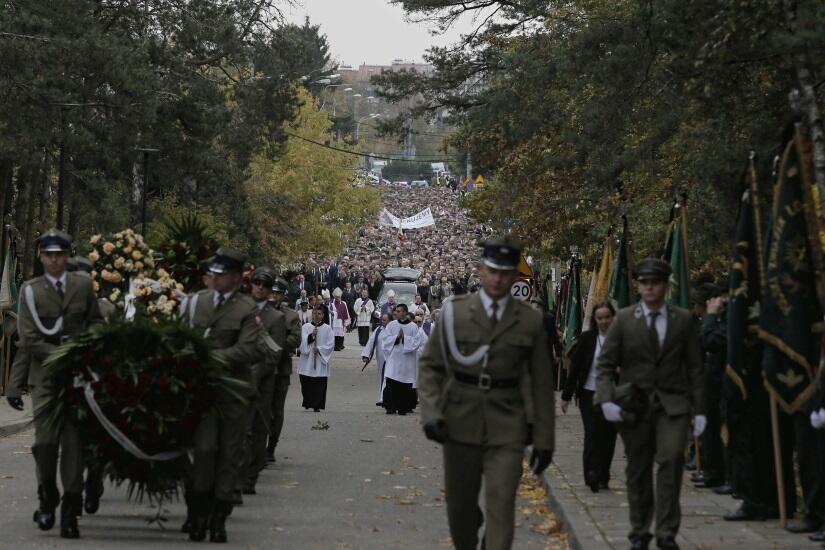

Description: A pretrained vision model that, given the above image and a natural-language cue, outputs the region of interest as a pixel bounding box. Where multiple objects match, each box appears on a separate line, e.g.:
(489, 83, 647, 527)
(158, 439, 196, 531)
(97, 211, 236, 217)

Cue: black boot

(60, 493, 82, 539)
(187, 493, 209, 542)
(209, 500, 232, 543)
(33, 483, 59, 531)
(83, 473, 104, 514)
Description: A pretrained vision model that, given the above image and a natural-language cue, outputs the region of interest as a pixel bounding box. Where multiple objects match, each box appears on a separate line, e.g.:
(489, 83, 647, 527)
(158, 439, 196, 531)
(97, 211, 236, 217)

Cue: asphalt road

(0, 331, 562, 549)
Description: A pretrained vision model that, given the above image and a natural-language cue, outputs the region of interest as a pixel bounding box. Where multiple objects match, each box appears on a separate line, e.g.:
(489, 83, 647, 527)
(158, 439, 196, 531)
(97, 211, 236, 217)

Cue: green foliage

(377, 1, 825, 271)
(0, 2, 333, 262)
(243, 88, 381, 264)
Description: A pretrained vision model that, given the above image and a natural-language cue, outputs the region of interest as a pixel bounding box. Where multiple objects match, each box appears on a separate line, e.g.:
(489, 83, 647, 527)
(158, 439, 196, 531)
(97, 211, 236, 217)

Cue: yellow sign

(517, 255, 533, 279)
(474, 175, 485, 187)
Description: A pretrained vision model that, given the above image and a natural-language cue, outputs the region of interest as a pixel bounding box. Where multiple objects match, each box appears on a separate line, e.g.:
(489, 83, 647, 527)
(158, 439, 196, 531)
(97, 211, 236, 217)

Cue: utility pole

(466, 152, 472, 181)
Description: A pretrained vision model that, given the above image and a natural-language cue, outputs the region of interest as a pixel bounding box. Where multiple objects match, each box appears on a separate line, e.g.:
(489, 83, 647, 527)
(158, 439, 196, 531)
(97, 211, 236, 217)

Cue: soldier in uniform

(241, 267, 286, 494)
(265, 277, 302, 463)
(417, 235, 555, 550)
(183, 248, 263, 543)
(6, 229, 103, 538)
(595, 258, 705, 550)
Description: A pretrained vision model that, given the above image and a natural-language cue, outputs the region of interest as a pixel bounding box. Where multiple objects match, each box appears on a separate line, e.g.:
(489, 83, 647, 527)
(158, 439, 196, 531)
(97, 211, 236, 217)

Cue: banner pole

(769, 392, 788, 527)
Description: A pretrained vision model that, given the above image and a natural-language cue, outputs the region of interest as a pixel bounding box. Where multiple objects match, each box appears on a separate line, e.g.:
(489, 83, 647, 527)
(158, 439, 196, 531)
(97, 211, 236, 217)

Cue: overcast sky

(285, 0, 476, 66)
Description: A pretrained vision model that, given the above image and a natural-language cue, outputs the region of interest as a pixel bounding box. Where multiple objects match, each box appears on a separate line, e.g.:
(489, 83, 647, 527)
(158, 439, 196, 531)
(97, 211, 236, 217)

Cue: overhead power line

(284, 131, 458, 163)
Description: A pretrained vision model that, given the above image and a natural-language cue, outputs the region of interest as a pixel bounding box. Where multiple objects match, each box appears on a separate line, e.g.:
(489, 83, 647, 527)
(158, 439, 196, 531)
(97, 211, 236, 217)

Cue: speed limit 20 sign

(510, 279, 532, 301)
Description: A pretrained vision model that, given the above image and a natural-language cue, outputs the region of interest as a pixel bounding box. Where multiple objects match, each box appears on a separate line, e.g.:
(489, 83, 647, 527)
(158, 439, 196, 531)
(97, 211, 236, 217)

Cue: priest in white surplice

(298, 306, 334, 412)
(361, 312, 392, 407)
(380, 304, 421, 415)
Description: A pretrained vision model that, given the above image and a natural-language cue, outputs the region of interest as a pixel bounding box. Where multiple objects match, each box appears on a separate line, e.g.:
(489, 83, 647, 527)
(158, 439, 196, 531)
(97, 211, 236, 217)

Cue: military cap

(635, 258, 672, 281)
(208, 247, 246, 273)
(271, 277, 289, 293)
(66, 256, 95, 273)
(38, 229, 72, 253)
(250, 266, 276, 285)
(479, 234, 521, 271)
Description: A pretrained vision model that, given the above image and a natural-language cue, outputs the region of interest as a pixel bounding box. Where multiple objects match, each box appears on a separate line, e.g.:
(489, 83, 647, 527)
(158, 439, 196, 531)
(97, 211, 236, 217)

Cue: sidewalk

(544, 401, 821, 549)
(0, 396, 33, 438)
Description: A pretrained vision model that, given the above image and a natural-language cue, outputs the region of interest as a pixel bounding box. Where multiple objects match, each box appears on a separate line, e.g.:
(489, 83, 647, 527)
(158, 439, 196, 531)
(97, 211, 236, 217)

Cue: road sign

(511, 279, 532, 301)
(474, 175, 485, 187)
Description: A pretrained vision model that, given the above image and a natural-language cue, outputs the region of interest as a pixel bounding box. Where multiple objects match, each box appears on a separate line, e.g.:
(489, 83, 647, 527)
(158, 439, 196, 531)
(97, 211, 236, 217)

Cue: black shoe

(231, 489, 243, 506)
(712, 484, 734, 495)
(33, 483, 59, 531)
(724, 505, 765, 522)
(599, 482, 610, 490)
(59, 493, 82, 539)
(83, 476, 104, 515)
(375, 402, 383, 407)
(386, 410, 396, 415)
(187, 492, 209, 542)
(209, 500, 232, 543)
(398, 411, 407, 416)
(630, 534, 651, 550)
(242, 485, 256, 495)
(266, 449, 275, 464)
(693, 479, 723, 489)
(787, 518, 821, 533)
(810, 529, 825, 542)
(657, 536, 679, 550)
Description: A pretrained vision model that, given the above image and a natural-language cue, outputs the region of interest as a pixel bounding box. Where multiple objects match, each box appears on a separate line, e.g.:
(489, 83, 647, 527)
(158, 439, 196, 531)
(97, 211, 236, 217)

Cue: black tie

(216, 294, 225, 309)
(55, 280, 64, 298)
(648, 311, 660, 355)
(490, 301, 499, 328)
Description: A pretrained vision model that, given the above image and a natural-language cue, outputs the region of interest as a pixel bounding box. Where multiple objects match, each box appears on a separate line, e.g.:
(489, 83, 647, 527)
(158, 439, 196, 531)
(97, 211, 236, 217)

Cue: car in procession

(376, 267, 420, 312)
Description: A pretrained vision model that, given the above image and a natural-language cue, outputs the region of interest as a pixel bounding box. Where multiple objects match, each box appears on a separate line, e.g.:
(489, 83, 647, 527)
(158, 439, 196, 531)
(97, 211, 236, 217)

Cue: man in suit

(8, 229, 103, 538)
(418, 235, 555, 550)
(595, 258, 705, 550)
(290, 273, 308, 300)
(266, 277, 303, 463)
(342, 281, 358, 330)
(184, 248, 263, 543)
(241, 267, 286, 496)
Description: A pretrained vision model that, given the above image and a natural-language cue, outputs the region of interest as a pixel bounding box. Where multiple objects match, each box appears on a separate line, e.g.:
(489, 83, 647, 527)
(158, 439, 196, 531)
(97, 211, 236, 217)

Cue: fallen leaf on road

(364, 478, 372, 483)
(311, 420, 330, 431)
(360, 439, 375, 443)
(371, 527, 382, 532)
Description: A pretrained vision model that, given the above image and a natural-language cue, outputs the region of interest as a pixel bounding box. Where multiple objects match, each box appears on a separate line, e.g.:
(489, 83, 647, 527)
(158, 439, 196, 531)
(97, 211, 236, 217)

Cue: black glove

(423, 420, 448, 444)
(7, 397, 24, 411)
(529, 448, 553, 475)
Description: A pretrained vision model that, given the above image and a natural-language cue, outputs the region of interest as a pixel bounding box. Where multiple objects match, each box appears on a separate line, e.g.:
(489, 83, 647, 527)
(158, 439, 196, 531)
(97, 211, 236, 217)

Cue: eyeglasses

(637, 278, 665, 286)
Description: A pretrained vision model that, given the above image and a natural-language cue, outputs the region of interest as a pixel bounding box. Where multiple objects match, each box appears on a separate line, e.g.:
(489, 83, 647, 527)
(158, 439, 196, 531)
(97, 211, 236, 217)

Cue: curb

(538, 464, 584, 550)
(0, 419, 32, 439)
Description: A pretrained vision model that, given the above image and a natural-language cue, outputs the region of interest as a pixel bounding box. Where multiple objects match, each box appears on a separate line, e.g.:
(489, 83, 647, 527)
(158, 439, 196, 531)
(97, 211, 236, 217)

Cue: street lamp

(356, 113, 381, 141)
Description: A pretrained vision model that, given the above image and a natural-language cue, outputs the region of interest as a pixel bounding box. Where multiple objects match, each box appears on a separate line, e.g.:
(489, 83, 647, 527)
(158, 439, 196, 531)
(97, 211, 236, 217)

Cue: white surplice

(298, 322, 334, 378)
(362, 325, 390, 401)
(381, 320, 421, 386)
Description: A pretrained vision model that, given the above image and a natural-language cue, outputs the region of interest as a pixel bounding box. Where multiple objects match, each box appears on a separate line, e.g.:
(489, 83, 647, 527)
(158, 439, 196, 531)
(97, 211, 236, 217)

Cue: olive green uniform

(418, 293, 555, 550)
(267, 301, 301, 455)
(595, 304, 704, 542)
(12, 272, 102, 497)
(242, 301, 285, 489)
(188, 289, 262, 502)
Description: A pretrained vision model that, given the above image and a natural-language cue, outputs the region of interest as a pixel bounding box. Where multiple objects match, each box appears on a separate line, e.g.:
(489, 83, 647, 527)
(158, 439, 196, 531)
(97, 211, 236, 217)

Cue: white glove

(811, 408, 825, 430)
(601, 402, 623, 423)
(693, 415, 707, 437)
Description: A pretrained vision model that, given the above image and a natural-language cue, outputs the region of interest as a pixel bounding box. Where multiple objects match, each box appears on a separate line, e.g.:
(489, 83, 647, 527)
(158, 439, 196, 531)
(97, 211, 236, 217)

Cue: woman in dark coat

(561, 300, 618, 492)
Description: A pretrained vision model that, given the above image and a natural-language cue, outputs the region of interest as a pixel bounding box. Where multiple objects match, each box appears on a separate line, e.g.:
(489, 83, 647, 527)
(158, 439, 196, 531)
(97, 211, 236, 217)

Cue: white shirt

(584, 334, 605, 391)
(641, 302, 667, 346)
(479, 289, 509, 322)
(45, 272, 68, 293)
(298, 322, 334, 377)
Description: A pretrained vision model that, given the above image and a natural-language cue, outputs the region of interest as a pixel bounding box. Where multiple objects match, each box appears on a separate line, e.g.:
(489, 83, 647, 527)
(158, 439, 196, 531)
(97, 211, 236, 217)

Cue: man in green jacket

(7, 229, 103, 539)
(595, 258, 705, 550)
(417, 235, 555, 550)
(266, 277, 301, 463)
(184, 248, 262, 543)
(241, 267, 286, 494)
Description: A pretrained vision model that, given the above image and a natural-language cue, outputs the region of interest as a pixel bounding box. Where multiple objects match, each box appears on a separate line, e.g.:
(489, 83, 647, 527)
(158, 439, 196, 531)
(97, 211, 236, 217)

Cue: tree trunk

(0, 158, 13, 281)
(785, 0, 825, 209)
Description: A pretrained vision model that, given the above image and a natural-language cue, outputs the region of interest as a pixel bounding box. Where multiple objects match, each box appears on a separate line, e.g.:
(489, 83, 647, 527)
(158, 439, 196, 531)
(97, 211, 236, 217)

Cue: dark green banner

(726, 155, 764, 399)
(758, 130, 823, 413)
